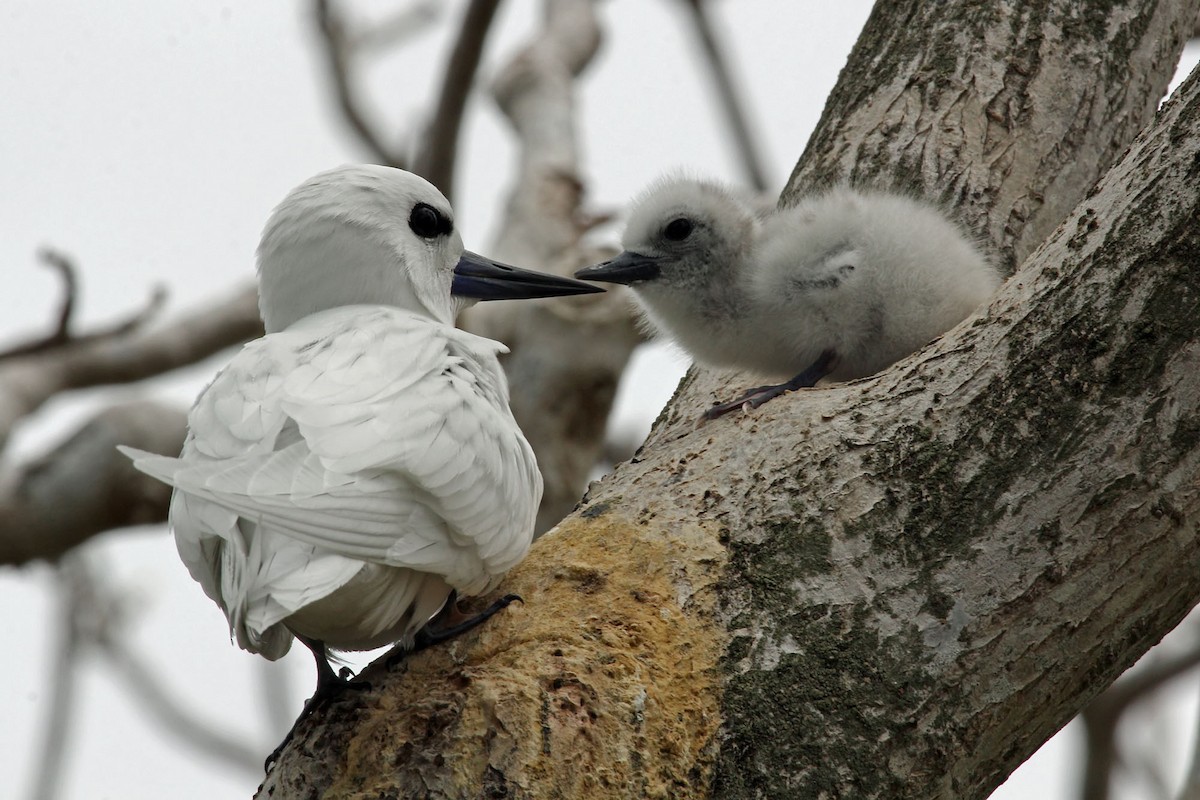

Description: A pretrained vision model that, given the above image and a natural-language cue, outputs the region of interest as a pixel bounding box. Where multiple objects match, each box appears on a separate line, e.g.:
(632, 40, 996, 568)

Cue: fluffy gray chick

(576, 177, 999, 419)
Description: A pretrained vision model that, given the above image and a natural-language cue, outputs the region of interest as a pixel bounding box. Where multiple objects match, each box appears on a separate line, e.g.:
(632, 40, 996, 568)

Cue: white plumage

(121, 165, 600, 666)
(576, 177, 999, 417)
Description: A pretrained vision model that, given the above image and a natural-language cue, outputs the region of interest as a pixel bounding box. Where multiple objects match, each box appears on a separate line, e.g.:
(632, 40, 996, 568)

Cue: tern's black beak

(452, 251, 605, 300)
(573, 251, 662, 285)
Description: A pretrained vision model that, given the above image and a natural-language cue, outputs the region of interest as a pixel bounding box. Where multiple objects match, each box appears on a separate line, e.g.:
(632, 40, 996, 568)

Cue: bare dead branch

(313, 0, 407, 167)
(0, 283, 259, 452)
(1178, 670, 1200, 800)
(257, 660, 296, 739)
(1080, 643, 1200, 800)
(40, 248, 77, 344)
(461, 0, 643, 534)
(100, 632, 261, 776)
(347, 0, 440, 52)
(26, 557, 88, 800)
(27, 553, 260, 787)
(0, 252, 165, 363)
(679, 0, 770, 192)
(0, 401, 187, 565)
(414, 0, 503, 199)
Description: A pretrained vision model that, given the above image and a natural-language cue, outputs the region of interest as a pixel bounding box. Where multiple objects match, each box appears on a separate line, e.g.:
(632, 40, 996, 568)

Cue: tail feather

(117, 445, 182, 487)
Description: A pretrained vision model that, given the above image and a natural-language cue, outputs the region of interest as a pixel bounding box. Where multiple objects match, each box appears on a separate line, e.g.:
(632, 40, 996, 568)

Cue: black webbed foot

(264, 636, 369, 772)
(385, 592, 524, 670)
(702, 349, 838, 421)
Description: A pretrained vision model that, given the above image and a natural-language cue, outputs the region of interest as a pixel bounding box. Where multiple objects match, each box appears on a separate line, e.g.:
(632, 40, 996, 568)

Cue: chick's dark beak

(452, 251, 605, 300)
(574, 251, 663, 285)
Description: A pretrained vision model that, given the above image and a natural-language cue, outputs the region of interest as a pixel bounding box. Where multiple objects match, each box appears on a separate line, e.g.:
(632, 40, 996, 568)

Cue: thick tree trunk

(259, 1, 1200, 798)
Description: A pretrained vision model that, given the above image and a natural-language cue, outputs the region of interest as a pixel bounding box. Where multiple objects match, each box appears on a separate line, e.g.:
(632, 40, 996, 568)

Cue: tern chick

(120, 165, 602, 760)
(576, 178, 999, 419)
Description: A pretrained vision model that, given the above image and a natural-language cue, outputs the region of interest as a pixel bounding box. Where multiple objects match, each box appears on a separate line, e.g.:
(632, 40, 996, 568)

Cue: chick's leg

(704, 349, 838, 420)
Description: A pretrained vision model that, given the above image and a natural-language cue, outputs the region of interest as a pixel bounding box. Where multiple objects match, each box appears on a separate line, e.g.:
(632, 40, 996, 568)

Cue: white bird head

(573, 176, 757, 296)
(258, 165, 601, 332)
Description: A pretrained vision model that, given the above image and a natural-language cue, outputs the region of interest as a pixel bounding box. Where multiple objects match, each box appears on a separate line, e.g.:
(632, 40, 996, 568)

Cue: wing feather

(126, 306, 540, 614)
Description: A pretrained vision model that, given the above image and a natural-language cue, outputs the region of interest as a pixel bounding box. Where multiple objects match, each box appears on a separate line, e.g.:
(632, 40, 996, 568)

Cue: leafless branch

(26, 553, 261, 792)
(26, 556, 89, 800)
(461, 0, 643, 533)
(40, 248, 76, 344)
(1178, 674, 1200, 800)
(313, 0, 407, 167)
(0, 251, 165, 362)
(100, 632, 261, 776)
(1079, 643, 1200, 800)
(0, 282, 259, 452)
(347, 0, 440, 52)
(0, 400, 187, 565)
(678, 0, 770, 192)
(257, 660, 296, 738)
(414, 0, 503, 199)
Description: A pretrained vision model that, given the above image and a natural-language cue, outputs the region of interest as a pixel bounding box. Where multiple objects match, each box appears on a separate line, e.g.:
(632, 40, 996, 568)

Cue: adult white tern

(120, 165, 602, 747)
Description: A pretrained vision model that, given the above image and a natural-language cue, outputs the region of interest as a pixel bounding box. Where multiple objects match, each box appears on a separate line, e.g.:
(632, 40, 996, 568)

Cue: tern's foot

(385, 593, 524, 670)
(702, 349, 839, 421)
(263, 671, 370, 772)
(264, 640, 370, 772)
(702, 384, 791, 420)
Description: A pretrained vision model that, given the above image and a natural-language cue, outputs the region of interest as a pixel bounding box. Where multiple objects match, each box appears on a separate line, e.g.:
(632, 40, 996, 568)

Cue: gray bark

(260, 1, 1200, 798)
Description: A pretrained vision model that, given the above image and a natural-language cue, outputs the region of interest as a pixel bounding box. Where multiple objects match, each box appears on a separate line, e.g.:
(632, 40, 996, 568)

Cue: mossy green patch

(713, 603, 949, 798)
(725, 518, 834, 612)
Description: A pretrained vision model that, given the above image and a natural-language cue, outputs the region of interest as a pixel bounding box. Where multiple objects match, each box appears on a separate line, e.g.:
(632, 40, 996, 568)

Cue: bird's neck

(259, 235, 449, 332)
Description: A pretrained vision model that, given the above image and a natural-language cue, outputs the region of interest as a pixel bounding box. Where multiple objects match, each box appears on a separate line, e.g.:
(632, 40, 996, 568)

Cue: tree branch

(1081, 642, 1200, 800)
(459, 0, 642, 534)
(260, 2, 1200, 797)
(312, 0, 408, 167)
(1178, 670, 1200, 800)
(25, 553, 261, 791)
(346, 0, 440, 52)
(0, 283, 259, 453)
(413, 0, 504, 199)
(26, 556, 88, 800)
(785, 0, 1194, 274)
(0, 251, 165, 363)
(678, 0, 770, 192)
(40, 248, 77, 346)
(100, 632, 261, 776)
(0, 401, 187, 565)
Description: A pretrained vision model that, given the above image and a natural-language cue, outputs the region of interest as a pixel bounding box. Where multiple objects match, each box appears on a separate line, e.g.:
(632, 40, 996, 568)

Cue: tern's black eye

(409, 203, 451, 239)
(663, 217, 694, 241)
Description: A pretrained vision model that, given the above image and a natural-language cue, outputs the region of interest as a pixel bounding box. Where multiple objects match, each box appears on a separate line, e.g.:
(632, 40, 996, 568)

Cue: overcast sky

(2, 3, 1198, 798)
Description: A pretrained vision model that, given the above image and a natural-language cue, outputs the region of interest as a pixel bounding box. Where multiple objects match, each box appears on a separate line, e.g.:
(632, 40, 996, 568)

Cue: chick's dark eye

(663, 217, 694, 241)
(409, 203, 449, 239)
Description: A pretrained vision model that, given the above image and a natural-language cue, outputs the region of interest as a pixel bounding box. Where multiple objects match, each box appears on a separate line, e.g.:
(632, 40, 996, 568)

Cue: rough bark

(787, 0, 1190, 273)
(260, 1, 1200, 798)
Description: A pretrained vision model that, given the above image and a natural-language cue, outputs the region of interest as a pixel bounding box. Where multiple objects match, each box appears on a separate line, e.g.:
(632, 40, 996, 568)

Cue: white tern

(576, 178, 999, 418)
(119, 165, 603, 749)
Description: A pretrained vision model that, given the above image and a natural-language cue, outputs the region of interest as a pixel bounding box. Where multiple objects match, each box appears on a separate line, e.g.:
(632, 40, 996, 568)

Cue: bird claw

(385, 593, 524, 670)
(263, 670, 370, 772)
(264, 636, 372, 773)
(701, 350, 839, 421)
(702, 385, 789, 420)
